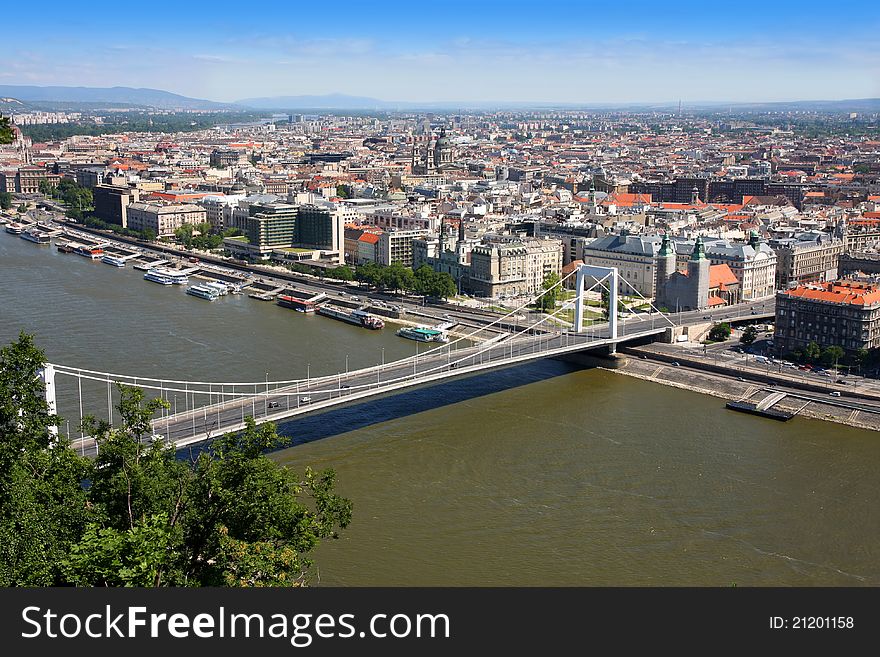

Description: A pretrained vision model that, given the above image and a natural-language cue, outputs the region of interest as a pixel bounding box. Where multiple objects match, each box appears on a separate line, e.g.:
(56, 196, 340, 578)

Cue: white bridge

(39, 265, 678, 452)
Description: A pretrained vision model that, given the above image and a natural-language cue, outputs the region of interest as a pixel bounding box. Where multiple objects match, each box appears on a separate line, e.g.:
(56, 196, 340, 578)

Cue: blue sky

(3, 0, 878, 103)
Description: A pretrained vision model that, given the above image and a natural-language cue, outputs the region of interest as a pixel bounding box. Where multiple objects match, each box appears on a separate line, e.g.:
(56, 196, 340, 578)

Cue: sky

(2, 0, 878, 104)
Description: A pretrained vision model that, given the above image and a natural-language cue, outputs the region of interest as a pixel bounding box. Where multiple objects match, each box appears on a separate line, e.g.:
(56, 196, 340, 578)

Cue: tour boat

(186, 284, 220, 300)
(396, 326, 448, 343)
(144, 270, 175, 285)
(101, 255, 127, 267)
(20, 229, 51, 244)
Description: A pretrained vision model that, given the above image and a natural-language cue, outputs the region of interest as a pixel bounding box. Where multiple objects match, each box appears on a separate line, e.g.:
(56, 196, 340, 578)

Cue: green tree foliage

(17, 203, 27, 213)
(413, 265, 456, 300)
(0, 191, 11, 210)
(50, 178, 93, 213)
(740, 325, 758, 346)
(0, 334, 352, 587)
(326, 265, 354, 282)
(804, 340, 822, 363)
(820, 345, 845, 369)
(355, 261, 383, 287)
(0, 334, 92, 586)
(0, 115, 13, 144)
(708, 322, 732, 342)
(536, 273, 560, 312)
(600, 288, 626, 320)
(335, 185, 349, 199)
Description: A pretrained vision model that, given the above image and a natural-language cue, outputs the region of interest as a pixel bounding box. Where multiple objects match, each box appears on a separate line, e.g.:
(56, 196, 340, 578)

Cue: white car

(300, 396, 311, 403)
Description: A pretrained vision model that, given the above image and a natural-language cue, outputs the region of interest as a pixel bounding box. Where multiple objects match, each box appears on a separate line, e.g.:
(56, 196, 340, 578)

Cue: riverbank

(604, 352, 880, 432)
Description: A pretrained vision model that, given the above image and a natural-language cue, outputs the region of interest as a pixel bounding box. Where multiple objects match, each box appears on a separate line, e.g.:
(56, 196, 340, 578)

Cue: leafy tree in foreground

(0, 333, 352, 587)
(0, 116, 13, 145)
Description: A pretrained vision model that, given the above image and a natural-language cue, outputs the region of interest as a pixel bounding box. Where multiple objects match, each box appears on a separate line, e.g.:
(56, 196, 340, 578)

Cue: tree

(413, 265, 456, 300)
(0, 191, 11, 210)
(17, 203, 27, 214)
(38, 179, 56, 197)
(821, 345, 845, 369)
(0, 115, 13, 145)
(335, 184, 349, 199)
(740, 325, 758, 347)
(0, 334, 352, 587)
(600, 288, 626, 320)
(0, 334, 92, 586)
(805, 340, 822, 363)
(327, 265, 354, 282)
(537, 273, 560, 312)
(708, 322, 732, 342)
(356, 261, 382, 287)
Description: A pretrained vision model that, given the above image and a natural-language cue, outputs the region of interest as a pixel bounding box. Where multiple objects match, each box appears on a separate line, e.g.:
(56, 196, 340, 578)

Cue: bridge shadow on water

(177, 358, 587, 459)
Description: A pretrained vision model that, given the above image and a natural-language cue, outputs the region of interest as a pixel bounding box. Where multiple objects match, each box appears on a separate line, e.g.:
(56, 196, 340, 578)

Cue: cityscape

(1, 0, 879, 594)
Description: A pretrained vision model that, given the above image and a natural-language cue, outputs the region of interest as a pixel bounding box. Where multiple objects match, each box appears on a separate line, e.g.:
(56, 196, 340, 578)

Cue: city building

(126, 202, 207, 237)
(704, 232, 777, 300)
(770, 233, 844, 289)
(774, 281, 880, 355)
(655, 235, 710, 311)
(223, 202, 343, 263)
(93, 184, 140, 227)
(581, 233, 661, 297)
(377, 228, 431, 267)
(468, 239, 562, 298)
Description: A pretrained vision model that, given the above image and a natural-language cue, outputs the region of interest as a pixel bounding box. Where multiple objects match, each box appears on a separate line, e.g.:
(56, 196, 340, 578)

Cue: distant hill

(0, 85, 234, 110)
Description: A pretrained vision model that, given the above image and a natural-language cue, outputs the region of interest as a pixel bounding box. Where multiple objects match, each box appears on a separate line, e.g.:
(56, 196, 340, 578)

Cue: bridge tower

(38, 363, 58, 437)
(573, 264, 619, 340)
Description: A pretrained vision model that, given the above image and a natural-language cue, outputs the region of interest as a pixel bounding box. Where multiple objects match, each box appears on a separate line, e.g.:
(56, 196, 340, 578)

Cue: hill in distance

(0, 85, 234, 110)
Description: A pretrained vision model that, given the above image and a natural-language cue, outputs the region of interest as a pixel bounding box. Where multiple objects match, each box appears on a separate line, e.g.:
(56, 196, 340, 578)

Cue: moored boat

(396, 325, 448, 342)
(186, 284, 220, 300)
(20, 229, 51, 244)
(144, 270, 175, 285)
(5, 222, 24, 234)
(101, 254, 127, 267)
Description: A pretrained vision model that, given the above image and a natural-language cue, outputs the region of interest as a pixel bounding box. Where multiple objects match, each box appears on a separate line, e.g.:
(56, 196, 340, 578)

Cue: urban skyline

(3, 0, 878, 105)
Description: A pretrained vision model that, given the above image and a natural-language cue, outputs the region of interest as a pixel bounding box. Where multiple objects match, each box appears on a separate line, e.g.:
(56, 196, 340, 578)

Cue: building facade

(126, 202, 207, 237)
(774, 281, 880, 355)
(771, 234, 844, 290)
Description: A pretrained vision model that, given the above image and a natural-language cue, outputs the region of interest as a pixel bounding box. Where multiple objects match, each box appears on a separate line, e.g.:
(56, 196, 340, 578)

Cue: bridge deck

(147, 326, 667, 449)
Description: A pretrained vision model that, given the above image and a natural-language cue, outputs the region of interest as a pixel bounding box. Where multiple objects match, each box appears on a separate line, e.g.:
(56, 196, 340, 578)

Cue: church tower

(687, 235, 710, 310)
(655, 233, 676, 307)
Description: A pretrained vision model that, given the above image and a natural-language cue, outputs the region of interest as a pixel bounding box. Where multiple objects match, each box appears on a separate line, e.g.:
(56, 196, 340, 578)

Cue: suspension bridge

(40, 265, 683, 453)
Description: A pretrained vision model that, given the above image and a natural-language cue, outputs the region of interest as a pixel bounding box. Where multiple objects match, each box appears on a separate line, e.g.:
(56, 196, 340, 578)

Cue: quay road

(41, 211, 775, 338)
(44, 208, 775, 337)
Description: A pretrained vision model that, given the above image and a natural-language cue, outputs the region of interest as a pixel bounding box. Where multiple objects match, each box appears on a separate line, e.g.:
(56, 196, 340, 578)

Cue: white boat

(396, 325, 449, 343)
(101, 255, 127, 267)
(203, 280, 229, 295)
(144, 270, 175, 285)
(20, 229, 51, 244)
(5, 222, 24, 234)
(149, 267, 188, 284)
(186, 284, 220, 300)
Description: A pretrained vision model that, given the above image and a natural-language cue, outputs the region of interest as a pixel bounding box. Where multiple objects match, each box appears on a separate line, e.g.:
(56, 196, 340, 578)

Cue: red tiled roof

(784, 281, 880, 306)
(709, 264, 738, 288)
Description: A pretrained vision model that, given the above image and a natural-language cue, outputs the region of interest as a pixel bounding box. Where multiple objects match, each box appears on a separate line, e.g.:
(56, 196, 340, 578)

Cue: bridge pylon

(573, 264, 619, 340)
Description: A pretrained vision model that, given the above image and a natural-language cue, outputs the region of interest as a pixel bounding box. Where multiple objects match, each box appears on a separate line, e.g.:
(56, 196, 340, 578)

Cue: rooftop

(783, 281, 880, 306)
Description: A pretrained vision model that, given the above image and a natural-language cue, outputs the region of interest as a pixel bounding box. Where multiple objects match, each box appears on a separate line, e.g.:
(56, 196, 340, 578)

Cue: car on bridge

(300, 396, 311, 403)
(268, 401, 280, 408)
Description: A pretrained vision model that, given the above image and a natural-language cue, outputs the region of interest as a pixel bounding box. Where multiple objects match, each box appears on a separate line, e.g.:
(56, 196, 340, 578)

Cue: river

(2, 230, 878, 586)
